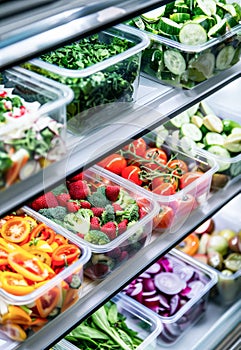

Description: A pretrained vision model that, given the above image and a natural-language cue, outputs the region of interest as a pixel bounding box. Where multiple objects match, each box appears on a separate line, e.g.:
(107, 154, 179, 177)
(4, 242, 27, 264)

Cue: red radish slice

(154, 272, 186, 295)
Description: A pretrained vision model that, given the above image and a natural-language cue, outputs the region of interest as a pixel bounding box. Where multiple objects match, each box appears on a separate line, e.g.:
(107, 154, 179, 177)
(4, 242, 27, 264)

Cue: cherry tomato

(1, 217, 31, 243)
(153, 206, 174, 230)
(36, 286, 60, 318)
(152, 182, 176, 195)
(176, 233, 200, 256)
(52, 244, 81, 267)
(152, 176, 179, 191)
(98, 153, 127, 175)
(179, 171, 204, 189)
(167, 159, 189, 175)
(121, 165, 142, 186)
(123, 138, 147, 157)
(144, 148, 167, 170)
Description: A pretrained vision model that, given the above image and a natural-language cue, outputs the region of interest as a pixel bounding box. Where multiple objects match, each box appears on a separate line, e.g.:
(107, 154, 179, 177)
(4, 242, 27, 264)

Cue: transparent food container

(0, 208, 91, 344)
(22, 24, 149, 136)
(52, 293, 163, 350)
(125, 0, 241, 89)
(26, 166, 159, 280)
(122, 249, 217, 346)
(176, 193, 241, 306)
(0, 66, 73, 191)
(96, 135, 218, 233)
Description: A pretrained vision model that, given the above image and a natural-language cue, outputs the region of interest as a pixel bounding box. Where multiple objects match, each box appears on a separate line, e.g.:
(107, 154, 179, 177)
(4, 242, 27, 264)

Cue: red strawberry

(56, 193, 71, 206)
(112, 203, 122, 212)
(105, 185, 120, 202)
(118, 219, 128, 234)
(107, 247, 122, 258)
(120, 250, 129, 261)
(91, 207, 104, 217)
(31, 192, 58, 211)
(139, 207, 147, 219)
(67, 201, 80, 212)
(101, 222, 117, 240)
(80, 201, 91, 209)
(68, 180, 90, 200)
(68, 172, 83, 182)
(90, 217, 100, 230)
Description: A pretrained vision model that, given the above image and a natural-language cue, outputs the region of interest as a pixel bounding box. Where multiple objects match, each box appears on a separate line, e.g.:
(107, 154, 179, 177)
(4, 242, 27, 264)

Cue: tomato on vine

(144, 148, 167, 170)
(121, 165, 142, 186)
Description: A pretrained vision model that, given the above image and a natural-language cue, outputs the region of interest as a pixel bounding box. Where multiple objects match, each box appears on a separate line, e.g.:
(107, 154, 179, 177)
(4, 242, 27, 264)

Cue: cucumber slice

(158, 17, 182, 35)
(224, 133, 241, 152)
(203, 114, 223, 133)
(207, 145, 231, 172)
(181, 123, 203, 141)
(195, 0, 217, 17)
(180, 136, 197, 156)
(231, 127, 241, 135)
(179, 22, 207, 45)
(216, 46, 236, 70)
(170, 111, 190, 128)
(187, 103, 200, 117)
(170, 13, 191, 23)
(189, 52, 215, 78)
(192, 15, 215, 31)
(217, 3, 237, 18)
(155, 125, 169, 148)
(208, 18, 227, 37)
(191, 115, 203, 129)
(163, 49, 186, 75)
(141, 7, 166, 23)
(203, 132, 226, 146)
(222, 119, 241, 133)
(200, 101, 215, 116)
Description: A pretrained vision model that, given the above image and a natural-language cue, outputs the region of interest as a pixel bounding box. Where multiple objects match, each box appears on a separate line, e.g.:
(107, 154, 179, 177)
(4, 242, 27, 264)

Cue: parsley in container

(22, 25, 149, 135)
(125, 0, 241, 89)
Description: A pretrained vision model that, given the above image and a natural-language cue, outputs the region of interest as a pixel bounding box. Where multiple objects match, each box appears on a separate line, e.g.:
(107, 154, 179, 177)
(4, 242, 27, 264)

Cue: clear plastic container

(52, 293, 163, 350)
(22, 24, 150, 135)
(0, 66, 73, 190)
(26, 166, 159, 280)
(96, 136, 218, 233)
(124, 1, 241, 89)
(122, 248, 217, 346)
(0, 208, 91, 343)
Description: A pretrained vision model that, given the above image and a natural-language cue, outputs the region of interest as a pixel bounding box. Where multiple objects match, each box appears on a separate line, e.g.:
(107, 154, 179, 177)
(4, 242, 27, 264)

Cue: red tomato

(144, 148, 167, 170)
(152, 182, 176, 195)
(121, 165, 142, 186)
(98, 154, 127, 175)
(152, 176, 179, 191)
(123, 138, 147, 157)
(167, 159, 189, 175)
(179, 171, 203, 189)
(153, 206, 174, 230)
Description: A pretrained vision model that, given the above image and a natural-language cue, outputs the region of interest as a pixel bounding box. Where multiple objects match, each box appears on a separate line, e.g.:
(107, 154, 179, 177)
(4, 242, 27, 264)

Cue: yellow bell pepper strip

(8, 251, 49, 282)
(0, 271, 34, 296)
(22, 239, 53, 253)
(1, 217, 31, 243)
(29, 249, 51, 266)
(36, 286, 60, 318)
(22, 216, 38, 230)
(1, 305, 32, 325)
(0, 323, 27, 342)
(0, 244, 10, 265)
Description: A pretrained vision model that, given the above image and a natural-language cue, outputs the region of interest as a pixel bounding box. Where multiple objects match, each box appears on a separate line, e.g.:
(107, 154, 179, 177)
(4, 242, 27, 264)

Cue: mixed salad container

(122, 249, 217, 345)
(0, 67, 73, 191)
(125, 0, 241, 89)
(26, 166, 159, 280)
(22, 24, 149, 136)
(0, 209, 91, 344)
(97, 135, 218, 232)
(53, 293, 163, 350)
(176, 193, 241, 305)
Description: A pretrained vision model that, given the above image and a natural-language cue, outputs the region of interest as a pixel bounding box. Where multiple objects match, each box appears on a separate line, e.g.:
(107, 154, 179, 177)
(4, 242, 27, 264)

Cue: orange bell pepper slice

(52, 244, 81, 267)
(0, 271, 34, 296)
(0, 244, 10, 265)
(8, 251, 49, 282)
(1, 305, 32, 325)
(1, 217, 31, 243)
(30, 223, 55, 244)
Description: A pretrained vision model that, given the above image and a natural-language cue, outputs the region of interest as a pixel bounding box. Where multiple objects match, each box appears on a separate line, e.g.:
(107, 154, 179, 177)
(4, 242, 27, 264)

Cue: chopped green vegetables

(23, 33, 140, 134)
(126, 0, 241, 88)
(64, 300, 143, 349)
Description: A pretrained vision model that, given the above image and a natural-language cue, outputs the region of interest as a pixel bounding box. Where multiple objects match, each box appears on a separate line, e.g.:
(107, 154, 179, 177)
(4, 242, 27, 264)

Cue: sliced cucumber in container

(224, 133, 241, 152)
(180, 136, 197, 156)
(203, 132, 226, 146)
(179, 22, 208, 45)
(191, 114, 203, 129)
(216, 45, 236, 70)
(194, 0, 217, 17)
(169, 110, 190, 128)
(155, 125, 169, 147)
(207, 145, 231, 172)
(203, 114, 223, 133)
(181, 122, 203, 141)
(189, 52, 215, 78)
(141, 7, 166, 23)
(163, 49, 186, 75)
(158, 17, 182, 35)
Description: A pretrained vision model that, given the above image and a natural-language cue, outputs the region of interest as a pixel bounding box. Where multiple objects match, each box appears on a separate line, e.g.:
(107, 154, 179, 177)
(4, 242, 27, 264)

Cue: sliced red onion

(173, 265, 195, 282)
(145, 262, 161, 275)
(143, 295, 160, 309)
(154, 272, 186, 295)
(142, 277, 156, 292)
(186, 280, 205, 299)
(129, 282, 143, 303)
(157, 257, 173, 272)
(169, 294, 180, 316)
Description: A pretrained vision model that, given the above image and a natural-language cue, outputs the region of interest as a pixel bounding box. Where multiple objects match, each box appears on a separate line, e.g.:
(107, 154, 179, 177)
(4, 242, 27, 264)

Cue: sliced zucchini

(216, 46, 236, 70)
(141, 7, 166, 23)
(180, 136, 197, 156)
(231, 127, 241, 135)
(187, 103, 200, 117)
(179, 22, 207, 45)
(155, 125, 169, 148)
(208, 18, 227, 37)
(191, 115, 203, 129)
(203, 132, 226, 146)
(207, 145, 231, 172)
(224, 133, 241, 152)
(199, 101, 215, 116)
(170, 111, 190, 128)
(203, 114, 223, 133)
(158, 17, 182, 35)
(163, 49, 186, 75)
(181, 123, 203, 141)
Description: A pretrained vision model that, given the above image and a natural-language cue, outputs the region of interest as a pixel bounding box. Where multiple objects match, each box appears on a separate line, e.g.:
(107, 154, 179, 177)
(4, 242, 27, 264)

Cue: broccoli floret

(39, 206, 67, 222)
(63, 208, 93, 234)
(84, 230, 110, 245)
(114, 188, 136, 207)
(87, 186, 111, 208)
(116, 203, 139, 222)
(51, 184, 69, 195)
(101, 204, 115, 224)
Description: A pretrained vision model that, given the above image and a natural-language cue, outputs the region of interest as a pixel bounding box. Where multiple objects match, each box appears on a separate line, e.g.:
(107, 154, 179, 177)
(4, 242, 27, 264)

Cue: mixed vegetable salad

(126, 0, 241, 88)
(0, 211, 85, 342)
(23, 32, 140, 134)
(0, 85, 65, 189)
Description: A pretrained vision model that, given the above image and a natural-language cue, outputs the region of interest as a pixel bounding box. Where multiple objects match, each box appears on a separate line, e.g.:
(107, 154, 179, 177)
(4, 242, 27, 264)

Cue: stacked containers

(22, 24, 150, 135)
(26, 166, 159, 280)
(0, 66, 73, 191)
(124, 0, 241, 89)
(0, 209, 91, 344)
